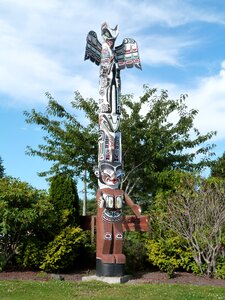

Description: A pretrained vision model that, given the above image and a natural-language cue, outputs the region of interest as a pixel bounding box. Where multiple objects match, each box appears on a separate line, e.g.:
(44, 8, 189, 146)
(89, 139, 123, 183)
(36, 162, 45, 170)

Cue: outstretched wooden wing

(115, 38, 142, 70)
(84, 31, 102, 66)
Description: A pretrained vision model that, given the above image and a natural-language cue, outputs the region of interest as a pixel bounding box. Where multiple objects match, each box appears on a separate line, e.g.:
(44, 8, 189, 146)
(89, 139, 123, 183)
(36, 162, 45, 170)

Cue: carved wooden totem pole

(85, 22, 142, 276)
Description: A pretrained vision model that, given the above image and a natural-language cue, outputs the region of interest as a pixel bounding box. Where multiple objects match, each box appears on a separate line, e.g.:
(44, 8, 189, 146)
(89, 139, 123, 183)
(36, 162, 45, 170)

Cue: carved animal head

(101, 22, 119, 45)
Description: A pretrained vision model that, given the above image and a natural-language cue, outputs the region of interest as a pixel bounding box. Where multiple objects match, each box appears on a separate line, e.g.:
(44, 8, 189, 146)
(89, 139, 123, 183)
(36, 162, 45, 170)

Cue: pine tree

(49, 173, 80, 232)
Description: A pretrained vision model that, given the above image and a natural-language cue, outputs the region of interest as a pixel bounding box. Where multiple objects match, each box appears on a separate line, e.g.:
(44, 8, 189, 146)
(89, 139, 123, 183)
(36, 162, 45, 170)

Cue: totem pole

(85, 22, 142, 277)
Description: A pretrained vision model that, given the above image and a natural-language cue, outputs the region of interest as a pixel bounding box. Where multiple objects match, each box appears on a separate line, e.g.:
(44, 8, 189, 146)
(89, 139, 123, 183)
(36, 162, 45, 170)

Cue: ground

(0, 270, 224, 286)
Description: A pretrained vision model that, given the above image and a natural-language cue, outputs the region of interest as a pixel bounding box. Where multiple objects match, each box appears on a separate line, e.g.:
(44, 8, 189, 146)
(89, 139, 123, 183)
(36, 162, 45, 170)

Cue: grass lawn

(0, 280, 225, 300)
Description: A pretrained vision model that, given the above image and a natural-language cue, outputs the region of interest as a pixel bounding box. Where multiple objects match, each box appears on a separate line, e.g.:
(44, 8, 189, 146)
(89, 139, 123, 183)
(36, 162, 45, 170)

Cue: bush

(123, 232, 149, 274)
(76, 230, 96, 269)
(49, 173, 80, 231)
(150, 173, 225, 277)
(16, 238, 45, 270)
(40, 226, 87, 273)
(215, 256, 225, 279)
(0, 254, 5, 271)
(0, 177, 48, 270)
(146, 236, 195, 278)
(16, 228, 95, 272)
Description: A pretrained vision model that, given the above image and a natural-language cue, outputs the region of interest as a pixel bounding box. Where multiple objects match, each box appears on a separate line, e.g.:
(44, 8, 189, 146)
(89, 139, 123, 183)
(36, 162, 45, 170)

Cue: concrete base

(82, 275, 132, 284)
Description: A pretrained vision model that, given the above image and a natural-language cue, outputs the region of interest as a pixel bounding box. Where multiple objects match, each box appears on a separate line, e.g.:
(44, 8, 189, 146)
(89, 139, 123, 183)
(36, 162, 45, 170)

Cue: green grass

(0, 280, 225, 300)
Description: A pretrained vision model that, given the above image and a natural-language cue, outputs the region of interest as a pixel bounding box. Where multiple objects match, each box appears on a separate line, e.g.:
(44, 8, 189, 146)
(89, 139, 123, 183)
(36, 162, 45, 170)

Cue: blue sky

(1, 0, 225, 194)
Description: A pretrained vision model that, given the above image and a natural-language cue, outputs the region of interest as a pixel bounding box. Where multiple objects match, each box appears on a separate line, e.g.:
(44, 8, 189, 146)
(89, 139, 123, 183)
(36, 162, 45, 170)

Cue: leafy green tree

(48, 173, 80, 232)
(120, 87, 215, 206)
(24, 92, 98, 189)
(24, 86, 216, 205)
(211, 152, 225, 179)
(0, 177, 49, 270)
(0, 156, 5, 178)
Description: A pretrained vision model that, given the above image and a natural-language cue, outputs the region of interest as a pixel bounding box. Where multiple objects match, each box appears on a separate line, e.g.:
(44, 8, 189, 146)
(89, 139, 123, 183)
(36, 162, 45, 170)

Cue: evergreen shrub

(123, 232, 149, 274)
(40, 226, 87, 272)
(146, 236, 195, 278)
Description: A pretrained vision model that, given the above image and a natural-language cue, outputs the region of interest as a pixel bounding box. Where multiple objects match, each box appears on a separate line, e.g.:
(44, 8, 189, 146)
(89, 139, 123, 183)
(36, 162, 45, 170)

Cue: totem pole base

(82, 259, 130, 284)
(96, 258, 125, 277)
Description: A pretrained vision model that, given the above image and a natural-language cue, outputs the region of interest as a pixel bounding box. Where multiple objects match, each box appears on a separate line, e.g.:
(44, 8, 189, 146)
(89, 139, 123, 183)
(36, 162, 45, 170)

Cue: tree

(0, 156, 5, 178)
(0, 177, 49, 270)
(24, 86, 216, 204)
(24, 92, 98, 189)
(160, 173, 225, 277)
(210, 152, 225, 179)
(120, 87, 215, 205)
(48, 173, 80, 232)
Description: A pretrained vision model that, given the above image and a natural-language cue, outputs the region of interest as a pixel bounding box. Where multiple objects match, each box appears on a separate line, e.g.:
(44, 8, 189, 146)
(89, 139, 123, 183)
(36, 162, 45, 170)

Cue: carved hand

(132, 204, 141, 218)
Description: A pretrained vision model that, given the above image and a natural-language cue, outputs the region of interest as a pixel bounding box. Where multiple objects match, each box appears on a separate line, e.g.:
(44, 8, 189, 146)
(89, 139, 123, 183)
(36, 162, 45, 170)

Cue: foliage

(39, 226, 88, 273)
(48, 173, 80, 231)
(17, 176, 89, 272)
(0, 175, 92, 273)
(210, 151, 225, 179)
(0, 177, 49, 270)
(24, 87, 216, 204)
(120, 87, 215, 204)
(148, 171, 189, 240)
(160, 173, 225, 277)
(24, 92, 98, 189)
(148, 171, 225, 278)
(76, 229, 96, 269)
(0, 156, 5, 178)
(17, 237, 45, 270)
(215, 256, 225, 279)
(146, 236, 194, 278)
(17, 230, 95, 272)
(79, 198, 97, 216)
(123, 232, 149, 274)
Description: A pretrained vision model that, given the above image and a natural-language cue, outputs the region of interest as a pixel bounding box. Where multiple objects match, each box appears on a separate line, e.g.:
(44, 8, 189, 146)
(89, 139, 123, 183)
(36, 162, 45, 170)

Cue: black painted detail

(96, 259, 124, 277)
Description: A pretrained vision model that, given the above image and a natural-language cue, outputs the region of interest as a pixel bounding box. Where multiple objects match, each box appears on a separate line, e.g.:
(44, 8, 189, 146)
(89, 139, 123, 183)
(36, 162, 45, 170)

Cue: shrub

(16, 238, 45, 270)
(40, 226, 87, 273)
(146, 236, 195, 278)
(49, 173, 80, 231)
(76, 230, 96, 269)
(165, 176, 225, 276)
(215, 256, 225, 279)
(0, 177, 48, 270)
(123, 232, 149, 274)
(151, 173, 225, 278)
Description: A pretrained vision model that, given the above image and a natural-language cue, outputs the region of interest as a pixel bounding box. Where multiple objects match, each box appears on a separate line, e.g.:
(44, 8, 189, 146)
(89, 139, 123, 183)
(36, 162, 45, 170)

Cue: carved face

(95, 163, 124, 188)
(101, 22, 119, 44)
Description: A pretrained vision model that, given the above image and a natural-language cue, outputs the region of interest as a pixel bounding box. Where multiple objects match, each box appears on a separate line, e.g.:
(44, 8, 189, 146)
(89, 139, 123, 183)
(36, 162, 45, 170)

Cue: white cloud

(188, 61, 225, 140)
(140, 35, 198, 66)
(98, 0, 225, 31)
(0, 30, 99, 107)
(0, 0, 224, 108)
(0, 35, 80, 104)
(124, 59, 225, 145)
